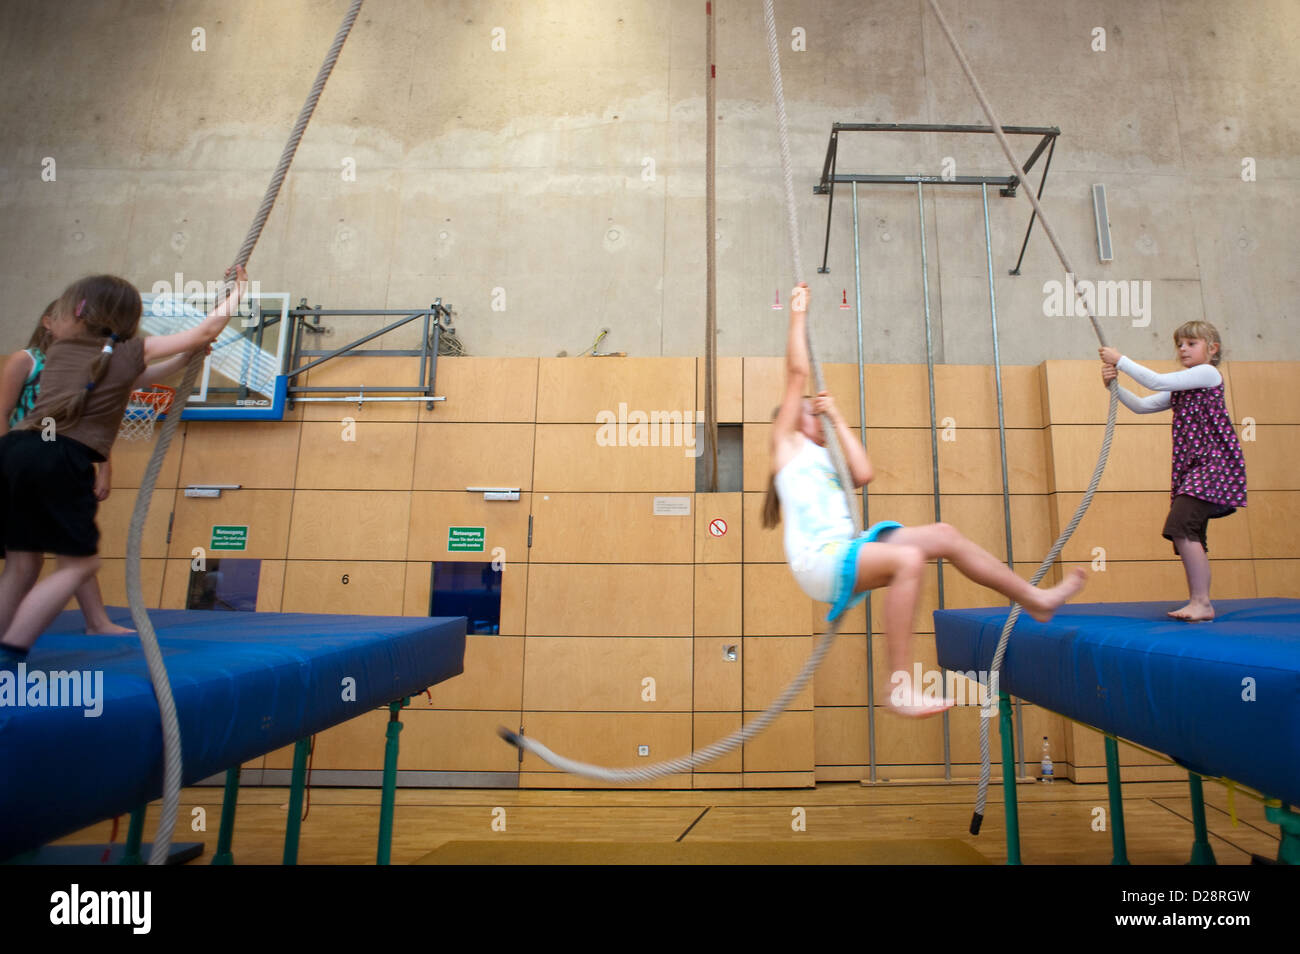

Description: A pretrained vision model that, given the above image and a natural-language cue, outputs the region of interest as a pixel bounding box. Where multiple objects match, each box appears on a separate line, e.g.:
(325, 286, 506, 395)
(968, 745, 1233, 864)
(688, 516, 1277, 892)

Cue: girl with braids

(0, 268, 247, 661)
(764, 283, 1086, 717)
(1, 300, 202, 635)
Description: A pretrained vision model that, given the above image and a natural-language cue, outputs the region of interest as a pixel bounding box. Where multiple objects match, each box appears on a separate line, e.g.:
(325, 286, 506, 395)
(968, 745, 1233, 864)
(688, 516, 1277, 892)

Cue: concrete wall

(0, 0, 1296, 364)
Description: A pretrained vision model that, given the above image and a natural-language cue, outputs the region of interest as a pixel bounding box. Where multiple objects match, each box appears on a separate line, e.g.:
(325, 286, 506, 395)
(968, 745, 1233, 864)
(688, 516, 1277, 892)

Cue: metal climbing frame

(818, 122, 1060, 787)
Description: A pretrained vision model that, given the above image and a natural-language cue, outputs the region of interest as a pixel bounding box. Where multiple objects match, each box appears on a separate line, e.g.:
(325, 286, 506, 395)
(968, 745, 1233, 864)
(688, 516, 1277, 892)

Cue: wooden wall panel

(95, 489, 173, 558)
(1245, 491, 1299, 558)
(1241, 426, 1297, 491)
(814, 635, 868, 706)
(743, 359, 863, 427)
(1047, 425, 1173, 493)
(933, 365, 1044, 429)
(1226, 363, 1300, 424)
(522, 636, 692, 711)
(741, 709, 813, 772)
(743, 636, 814, 711)
(299, 356, 422, 422)
(695, 356, 744, 423)
(692, 712, 744, 772)
(1055, 559, 1257, 602)
(695, 563, 741, 637)
(536, 357, 695, 422)
(288, 491, 410, 561)
(533, 424, 694, 492)
(406, 491, 529, 563)
(168, 490, 293, 560)
(743, 563, 811, 636)
(694, 636, 742, 711)
(1256, 559, 1300, 597)
(516, 712, 692, 776)
(1053, 491, 1253, 562)
(814, 707, 870, 767)
(530, 493, 693, 564)
(1042, 359, 1208, 426)
(936, 428, 1047, 495)
(422, 357, 539, 423)
(281, 561, 406, 616)
(109, 430, 184, 488)
(420, 635, 523, 710)
(525, 564, 694, 636)
(302, 709, 388, 770)
(178, 421, 300, 489)
(864, 365, 931, 427)
(295, 421, 417, 490)
(695, 492, 742, 563)
(411, 422, 535, 492)
(741, 490, 783, 563)
(257, 559, 286, 612)
(397, 710, 523, 772)
(939, 494, 1056, 565)
(92, 558, 166, 610)
(403, 561, 430, 616)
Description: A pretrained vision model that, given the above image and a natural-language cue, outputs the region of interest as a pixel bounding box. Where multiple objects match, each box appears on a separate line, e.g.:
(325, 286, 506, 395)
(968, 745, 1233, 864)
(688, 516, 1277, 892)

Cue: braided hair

(23, 275, 141, 433)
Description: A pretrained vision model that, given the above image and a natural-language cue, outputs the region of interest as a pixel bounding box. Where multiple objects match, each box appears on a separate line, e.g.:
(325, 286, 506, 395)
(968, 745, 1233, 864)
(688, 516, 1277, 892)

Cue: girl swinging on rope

(764, 283, 1087, 717)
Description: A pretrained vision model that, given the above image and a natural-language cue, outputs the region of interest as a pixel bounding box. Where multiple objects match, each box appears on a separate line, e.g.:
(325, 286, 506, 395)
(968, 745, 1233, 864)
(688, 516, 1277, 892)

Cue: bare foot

(1025, 567, 1087, 623)
(1167, 601, 1214, 622)
(886, 695, 956, 719)
(86, 622, 135, 636)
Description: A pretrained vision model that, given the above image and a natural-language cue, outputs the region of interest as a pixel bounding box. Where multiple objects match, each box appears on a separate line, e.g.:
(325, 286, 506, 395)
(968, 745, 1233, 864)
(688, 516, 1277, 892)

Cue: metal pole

(853, 182, 876, 783)
(982, 183, 1027, 780)
(917, 182, 951, 779)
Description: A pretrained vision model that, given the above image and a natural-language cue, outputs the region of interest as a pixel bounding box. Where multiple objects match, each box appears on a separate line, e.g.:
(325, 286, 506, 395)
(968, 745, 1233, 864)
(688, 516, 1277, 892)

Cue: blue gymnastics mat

(0, 607, 465, 860)
(934, 599, 1300, 805)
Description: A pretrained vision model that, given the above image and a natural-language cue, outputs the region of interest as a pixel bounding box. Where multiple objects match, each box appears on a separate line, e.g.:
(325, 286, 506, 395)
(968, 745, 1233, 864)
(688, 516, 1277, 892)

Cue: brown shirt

(24, 336, 147, 460)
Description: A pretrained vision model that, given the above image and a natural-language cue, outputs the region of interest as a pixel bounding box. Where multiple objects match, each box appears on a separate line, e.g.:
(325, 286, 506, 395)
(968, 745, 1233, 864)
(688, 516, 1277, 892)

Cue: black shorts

(1162, 494, 1233, 555)
(0, 430, 100, 557)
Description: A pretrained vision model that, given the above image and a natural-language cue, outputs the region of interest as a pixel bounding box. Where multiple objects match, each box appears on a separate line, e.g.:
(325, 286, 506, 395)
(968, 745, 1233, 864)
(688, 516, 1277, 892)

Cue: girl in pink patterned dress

(1101, 321, 1247, 622)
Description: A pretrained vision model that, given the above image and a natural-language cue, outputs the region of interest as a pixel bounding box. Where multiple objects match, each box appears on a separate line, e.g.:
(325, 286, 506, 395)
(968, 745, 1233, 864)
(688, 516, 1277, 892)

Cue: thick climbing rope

(498, 0, 859, 782)
(125, 0, 365, 864)
(921, 0, 1120, 834)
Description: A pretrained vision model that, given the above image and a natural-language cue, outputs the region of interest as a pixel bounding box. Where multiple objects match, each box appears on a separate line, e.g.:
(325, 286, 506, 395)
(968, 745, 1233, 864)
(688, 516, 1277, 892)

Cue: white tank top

(773, 435, 854, 566)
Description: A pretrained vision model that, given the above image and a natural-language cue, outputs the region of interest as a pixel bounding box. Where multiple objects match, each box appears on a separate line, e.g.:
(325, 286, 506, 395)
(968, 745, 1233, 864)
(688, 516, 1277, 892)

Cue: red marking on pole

(840, 289, 851, 309)
(773, 288, 782, 309)
(711, 65, 716, 77)
(709, 518, 727, 537)
(706, 2, 711, 13)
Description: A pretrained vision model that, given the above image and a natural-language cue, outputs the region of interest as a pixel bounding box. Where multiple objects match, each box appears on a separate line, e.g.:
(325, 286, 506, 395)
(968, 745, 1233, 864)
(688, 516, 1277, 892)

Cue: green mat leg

(1187, 773, 1217, 865)
(1104, 736, 1129, 864)
(282, 737, 311, 865)
(120, 805, 146, 866)
(377, 698, 409, 866)
(212, 767, 240, 865)
(1265, 803, 1300, 865)
(998, 690, 1021, 865)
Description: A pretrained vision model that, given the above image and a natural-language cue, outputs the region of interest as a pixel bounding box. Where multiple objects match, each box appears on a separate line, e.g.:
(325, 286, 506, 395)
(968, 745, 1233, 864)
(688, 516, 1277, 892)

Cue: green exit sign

(211, 525, 249, 551)
(448, 526, 485, 552)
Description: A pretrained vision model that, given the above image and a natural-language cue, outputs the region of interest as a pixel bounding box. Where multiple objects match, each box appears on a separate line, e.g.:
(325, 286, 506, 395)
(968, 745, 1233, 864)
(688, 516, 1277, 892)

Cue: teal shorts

(826, 520, 904, 623)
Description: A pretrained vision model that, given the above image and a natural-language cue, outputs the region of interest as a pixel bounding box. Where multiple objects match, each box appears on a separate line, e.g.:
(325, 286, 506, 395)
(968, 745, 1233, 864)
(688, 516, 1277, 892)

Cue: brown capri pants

(1162, 494, 1234, 555)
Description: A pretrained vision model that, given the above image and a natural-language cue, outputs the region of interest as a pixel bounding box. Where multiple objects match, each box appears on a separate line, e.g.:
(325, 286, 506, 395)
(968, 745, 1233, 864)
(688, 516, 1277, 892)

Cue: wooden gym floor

(50, 778, 1280, 865)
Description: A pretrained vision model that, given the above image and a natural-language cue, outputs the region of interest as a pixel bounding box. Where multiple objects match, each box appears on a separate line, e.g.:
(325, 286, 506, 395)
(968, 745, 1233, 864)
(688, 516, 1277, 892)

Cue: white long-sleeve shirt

(1114, 356, 1222, 414)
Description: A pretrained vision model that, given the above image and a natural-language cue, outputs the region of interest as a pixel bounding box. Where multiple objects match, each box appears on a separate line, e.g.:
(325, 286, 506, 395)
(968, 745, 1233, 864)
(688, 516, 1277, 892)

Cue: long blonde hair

(21, 275, 141, 433)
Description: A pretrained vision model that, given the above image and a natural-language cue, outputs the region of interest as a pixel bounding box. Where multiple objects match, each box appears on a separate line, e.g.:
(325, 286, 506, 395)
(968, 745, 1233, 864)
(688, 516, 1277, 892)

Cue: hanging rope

(920, 0, 1120, 835)
(125, 0, 365, 864)
(499, 0, 859, 781)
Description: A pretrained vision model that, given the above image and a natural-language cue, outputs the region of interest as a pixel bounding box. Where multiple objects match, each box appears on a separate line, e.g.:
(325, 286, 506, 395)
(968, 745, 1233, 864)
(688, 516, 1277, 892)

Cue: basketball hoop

(119, 385, 176, 442)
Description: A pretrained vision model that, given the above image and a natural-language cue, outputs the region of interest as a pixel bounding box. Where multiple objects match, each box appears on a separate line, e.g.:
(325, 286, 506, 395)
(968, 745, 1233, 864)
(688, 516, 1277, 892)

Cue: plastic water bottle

(1040, 736, 1054, 784)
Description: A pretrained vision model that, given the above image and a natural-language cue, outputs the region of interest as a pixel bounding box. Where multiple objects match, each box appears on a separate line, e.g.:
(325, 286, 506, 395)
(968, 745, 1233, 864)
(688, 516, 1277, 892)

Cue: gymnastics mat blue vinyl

(933, 599, 1300, 805)
(0, 607, 466, 859)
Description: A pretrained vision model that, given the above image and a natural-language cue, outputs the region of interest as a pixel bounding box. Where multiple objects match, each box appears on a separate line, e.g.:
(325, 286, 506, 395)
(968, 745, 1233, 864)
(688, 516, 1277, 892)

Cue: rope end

(970, 812, 983, 836)
(497, 726, 523, 748)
